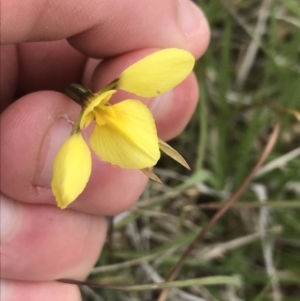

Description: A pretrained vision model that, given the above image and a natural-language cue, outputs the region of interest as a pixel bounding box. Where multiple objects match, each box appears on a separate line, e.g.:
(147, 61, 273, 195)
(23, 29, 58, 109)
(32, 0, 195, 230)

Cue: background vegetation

(82, 1, 300, 300)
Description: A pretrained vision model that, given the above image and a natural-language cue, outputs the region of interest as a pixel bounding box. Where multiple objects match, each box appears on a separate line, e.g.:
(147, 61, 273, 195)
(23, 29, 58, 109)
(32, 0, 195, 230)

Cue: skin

(0, 0, 210, 300)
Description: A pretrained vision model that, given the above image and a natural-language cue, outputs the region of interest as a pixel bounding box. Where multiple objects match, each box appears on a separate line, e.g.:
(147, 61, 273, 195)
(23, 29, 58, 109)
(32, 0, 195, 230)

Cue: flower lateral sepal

(51, 132, 92, 209)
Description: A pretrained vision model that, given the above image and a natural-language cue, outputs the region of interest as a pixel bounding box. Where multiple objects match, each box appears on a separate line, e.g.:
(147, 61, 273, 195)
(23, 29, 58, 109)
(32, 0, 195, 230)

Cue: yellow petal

(90, 100, 160, 169)
(51, 133, 92, 209)
(80, 90, 116, 129)
(117, 48, 195, 97)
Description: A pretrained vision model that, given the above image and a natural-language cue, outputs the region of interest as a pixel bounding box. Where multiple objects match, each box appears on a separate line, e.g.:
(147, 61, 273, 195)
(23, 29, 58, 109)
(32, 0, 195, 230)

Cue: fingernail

(177, 0, 203, 38)
(148, 90, 173, 121)
(34, 118, 73, 187)
(0, 196, 20, 241)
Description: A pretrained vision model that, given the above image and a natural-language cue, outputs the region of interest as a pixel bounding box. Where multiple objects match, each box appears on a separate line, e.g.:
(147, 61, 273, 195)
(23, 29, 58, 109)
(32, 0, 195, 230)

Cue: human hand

(0, 0, 210, 300)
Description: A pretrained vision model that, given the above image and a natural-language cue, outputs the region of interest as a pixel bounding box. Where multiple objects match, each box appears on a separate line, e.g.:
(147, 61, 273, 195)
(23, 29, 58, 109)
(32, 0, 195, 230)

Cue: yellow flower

(51, 48, 195, 209)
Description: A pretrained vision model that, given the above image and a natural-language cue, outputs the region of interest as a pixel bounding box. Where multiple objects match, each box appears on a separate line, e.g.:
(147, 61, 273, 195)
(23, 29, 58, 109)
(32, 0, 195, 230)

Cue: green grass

(82, 1, 300, 300)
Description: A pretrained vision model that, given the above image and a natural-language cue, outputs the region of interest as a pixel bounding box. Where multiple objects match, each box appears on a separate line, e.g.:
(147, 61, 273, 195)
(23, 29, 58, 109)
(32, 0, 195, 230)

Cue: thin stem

(71, 110, 84, 135)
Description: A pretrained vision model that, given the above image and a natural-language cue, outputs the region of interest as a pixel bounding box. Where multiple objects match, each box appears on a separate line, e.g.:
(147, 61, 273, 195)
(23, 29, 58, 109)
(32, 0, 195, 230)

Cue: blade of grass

(59, 275, 241, 291)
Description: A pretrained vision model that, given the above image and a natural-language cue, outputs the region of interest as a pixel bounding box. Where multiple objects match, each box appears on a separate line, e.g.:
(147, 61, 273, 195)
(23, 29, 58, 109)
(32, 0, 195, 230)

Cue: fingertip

(155, 72, 199, 140)
(73, 166, 148, 215)
(176, 0, 211, 58)
(1, 195, 106, 281)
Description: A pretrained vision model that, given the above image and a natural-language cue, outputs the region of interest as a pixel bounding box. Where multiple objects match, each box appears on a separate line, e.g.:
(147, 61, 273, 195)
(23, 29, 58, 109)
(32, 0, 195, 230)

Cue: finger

(0, 195, 106, 281)
(2, 0, 210, 58)
(1, 280, 80, 301)
(154, 73, 199, 140)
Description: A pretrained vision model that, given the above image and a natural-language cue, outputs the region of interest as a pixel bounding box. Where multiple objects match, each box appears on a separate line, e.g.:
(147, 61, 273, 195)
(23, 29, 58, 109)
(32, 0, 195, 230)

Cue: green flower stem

(71, 110, 84, 135)
(95, 78, 119, 95)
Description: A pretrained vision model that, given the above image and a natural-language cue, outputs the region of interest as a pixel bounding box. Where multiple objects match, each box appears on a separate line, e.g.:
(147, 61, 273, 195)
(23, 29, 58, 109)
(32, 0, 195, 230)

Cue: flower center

(93, 104, 116, 126)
